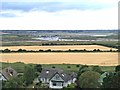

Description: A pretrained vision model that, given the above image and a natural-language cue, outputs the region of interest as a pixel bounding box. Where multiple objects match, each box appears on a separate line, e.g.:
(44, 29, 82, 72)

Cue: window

(57, 82, 62, 86)
(52, 82, 57, 86)
(56, 75, 59, 79)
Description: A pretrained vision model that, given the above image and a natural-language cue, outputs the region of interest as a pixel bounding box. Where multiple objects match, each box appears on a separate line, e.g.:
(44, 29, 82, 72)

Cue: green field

(1, 62, 116, 73)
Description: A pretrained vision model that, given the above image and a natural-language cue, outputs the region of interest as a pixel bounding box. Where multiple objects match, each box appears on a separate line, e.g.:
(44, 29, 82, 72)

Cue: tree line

(41, 43, 119, 50)
(0, 48, 118, 53)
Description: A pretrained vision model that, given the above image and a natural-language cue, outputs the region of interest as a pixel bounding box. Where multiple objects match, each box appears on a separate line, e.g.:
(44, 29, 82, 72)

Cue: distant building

(0, 66, 18, 81)
(39, 68, 77, 89)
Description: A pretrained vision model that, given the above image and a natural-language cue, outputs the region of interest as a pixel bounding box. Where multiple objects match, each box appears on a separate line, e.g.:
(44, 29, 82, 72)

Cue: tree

(93, 49, 97, 52)
(79, 71, 101, 88)
(45, 49, 51, 52)
(102, 72, 120, 88)
(23, 66, 35, 86)
(17, 49, 26, 52)
(83, 49, 86, 52)
(115, 65, 120, 72)
(4, 77, 24, 88)
(34, 64, 42, 72)
(78, 65, 90, 77)
(3, 49, 10, 52)
(97, 49, 100, 52)
(79, 65, 88, 70)
(92, 66, 102, 74)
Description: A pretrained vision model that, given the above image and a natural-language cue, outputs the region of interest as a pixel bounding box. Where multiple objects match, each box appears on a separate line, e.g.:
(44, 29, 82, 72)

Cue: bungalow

(0, 66, 18, 81)
(39, 68, 77, 89)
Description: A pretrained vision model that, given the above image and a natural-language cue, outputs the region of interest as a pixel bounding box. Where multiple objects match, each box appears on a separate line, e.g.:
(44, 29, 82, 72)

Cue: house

(0, 66, 18, 81)
(98, 72, 109, 85)
(39, 68, 77, 89)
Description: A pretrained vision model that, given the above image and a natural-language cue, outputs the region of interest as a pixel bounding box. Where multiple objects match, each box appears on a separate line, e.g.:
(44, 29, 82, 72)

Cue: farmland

(1, 52, 118, 66)
(1, 30, 119, 66)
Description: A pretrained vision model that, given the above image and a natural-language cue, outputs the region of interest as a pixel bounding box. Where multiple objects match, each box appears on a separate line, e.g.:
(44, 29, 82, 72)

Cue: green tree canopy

(115, 65, 120, 72)
(92, 66, 102, 74)
(102, 72, 120, 88)
(78, 65, 90, 77)
(23, 65, 35, 86)
(79, 71, 101, 88)
(4, 77, 24, 88)
(34, 64, 42, 72)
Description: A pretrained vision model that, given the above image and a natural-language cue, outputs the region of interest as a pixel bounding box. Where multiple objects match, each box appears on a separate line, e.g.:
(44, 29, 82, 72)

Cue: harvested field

(0, 45, 117, 51)
(1, 52, 118, 66)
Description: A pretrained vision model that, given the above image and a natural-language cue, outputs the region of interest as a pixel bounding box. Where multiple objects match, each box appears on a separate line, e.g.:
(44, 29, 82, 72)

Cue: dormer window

(62, 74, 64, 77)
(9, 69, 14, 76)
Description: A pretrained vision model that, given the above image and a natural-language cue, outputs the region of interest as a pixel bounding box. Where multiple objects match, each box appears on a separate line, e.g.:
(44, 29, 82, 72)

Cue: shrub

(52, 66, 55, 68)
(67, 66, 71, 68)
(76, 64, 80, 68)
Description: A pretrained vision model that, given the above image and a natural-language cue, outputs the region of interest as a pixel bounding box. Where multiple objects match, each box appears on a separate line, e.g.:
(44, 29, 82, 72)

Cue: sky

(0, 0, 119, 30)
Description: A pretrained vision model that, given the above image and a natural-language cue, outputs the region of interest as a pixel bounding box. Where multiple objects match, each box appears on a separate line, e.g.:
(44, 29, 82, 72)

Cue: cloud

(0, 10, 24, 18)
(1, 0, 118, 13)
(1, 0, 119, 3)
(0, 0, 118, 30)
(0, 6, 118, 30)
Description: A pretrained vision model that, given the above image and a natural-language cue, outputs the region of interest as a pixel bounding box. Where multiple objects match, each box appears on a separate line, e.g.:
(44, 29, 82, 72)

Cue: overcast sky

(0, 0, 119, 30)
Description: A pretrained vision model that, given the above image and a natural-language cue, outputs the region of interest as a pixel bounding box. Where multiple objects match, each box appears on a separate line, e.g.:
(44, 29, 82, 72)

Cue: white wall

(0, 73, 7, 81)
(49, 81, 63, 89)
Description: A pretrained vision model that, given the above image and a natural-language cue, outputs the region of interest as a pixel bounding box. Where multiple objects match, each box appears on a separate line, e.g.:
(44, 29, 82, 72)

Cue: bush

(67, 83, 76, 88)
(76, 64, 80, 68)
(115, 65, 120, 72)
(67, 66, 71, 68)
(52, 66, 55, 68)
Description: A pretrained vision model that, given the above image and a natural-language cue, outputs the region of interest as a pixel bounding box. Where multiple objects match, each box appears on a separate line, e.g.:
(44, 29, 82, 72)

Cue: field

(1, 62, 116, 73)
(1, 52, 118, 66)
(1, 30, 119, 68)
(0, 45, 117, 51)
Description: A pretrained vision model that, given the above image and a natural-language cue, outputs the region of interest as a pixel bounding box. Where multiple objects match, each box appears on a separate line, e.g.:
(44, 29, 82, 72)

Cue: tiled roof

(40, 68, 77, 82)
(1, 66, 18, 80)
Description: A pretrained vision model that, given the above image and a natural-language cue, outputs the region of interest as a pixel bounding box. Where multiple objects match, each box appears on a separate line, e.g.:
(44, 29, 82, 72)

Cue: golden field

(1, 52, 118, 66)
(0, 45, 118, 51)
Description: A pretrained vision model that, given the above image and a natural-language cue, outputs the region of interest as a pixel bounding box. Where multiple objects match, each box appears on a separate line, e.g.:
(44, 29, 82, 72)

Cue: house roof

(98, 72, 110, 83)
(40, 68, 77, 82)
(1, 66, 18, 80)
